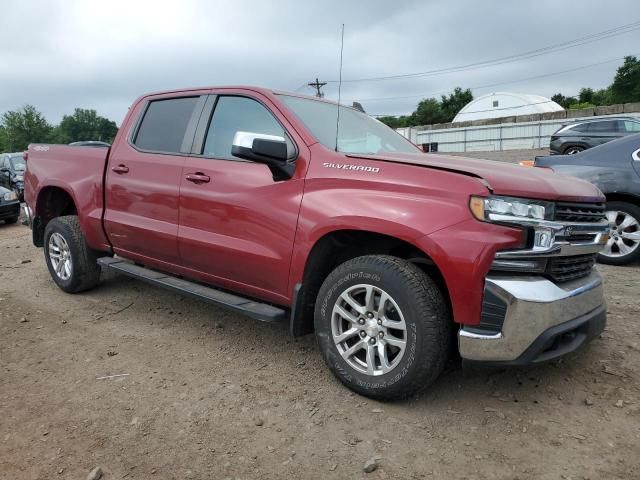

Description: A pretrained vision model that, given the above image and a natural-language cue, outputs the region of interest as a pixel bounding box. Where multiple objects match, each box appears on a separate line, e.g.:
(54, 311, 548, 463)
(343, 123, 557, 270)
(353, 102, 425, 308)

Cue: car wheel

(598, 201, 640, 265)
(44, 215, 102, 293)
(4, 216, 18, 224)
(564, 146, 585, 155)
(314, 255, 450, 400)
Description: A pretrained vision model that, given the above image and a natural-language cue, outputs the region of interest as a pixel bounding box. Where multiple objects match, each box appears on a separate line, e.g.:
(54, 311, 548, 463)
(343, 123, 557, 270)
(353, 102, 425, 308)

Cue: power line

(323, 20, 640, 84)
(351, 53, 636, 104)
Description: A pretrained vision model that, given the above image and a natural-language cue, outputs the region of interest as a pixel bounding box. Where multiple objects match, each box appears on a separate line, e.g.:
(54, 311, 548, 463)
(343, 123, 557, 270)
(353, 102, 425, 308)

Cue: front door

(177, 93, 307, 302)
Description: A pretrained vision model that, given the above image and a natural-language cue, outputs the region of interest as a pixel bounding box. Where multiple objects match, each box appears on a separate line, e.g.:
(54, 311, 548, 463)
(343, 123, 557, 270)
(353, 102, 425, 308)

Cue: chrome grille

(546, 254, 596, 283)
(554, 202, 605, 223)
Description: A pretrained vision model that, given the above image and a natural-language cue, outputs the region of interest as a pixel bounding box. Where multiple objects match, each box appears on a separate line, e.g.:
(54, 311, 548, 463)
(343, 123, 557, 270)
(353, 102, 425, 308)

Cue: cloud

(1, 0, 638, 124)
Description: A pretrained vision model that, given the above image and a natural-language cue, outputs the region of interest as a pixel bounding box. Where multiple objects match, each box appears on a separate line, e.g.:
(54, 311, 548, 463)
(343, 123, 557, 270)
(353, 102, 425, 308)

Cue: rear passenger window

(624, 120, 640, 133)
(134, 97, 199, 153)
(587, 121, 619, 133)
(202, 96, 291, 159)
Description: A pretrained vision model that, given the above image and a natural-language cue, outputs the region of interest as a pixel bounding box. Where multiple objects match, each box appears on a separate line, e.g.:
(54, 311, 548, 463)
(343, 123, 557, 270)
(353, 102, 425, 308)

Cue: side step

(97, 257, 287, 323)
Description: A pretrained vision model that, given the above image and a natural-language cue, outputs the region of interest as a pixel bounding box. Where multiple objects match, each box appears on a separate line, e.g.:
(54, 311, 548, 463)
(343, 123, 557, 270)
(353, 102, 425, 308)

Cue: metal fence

(397, 113, 640, 153)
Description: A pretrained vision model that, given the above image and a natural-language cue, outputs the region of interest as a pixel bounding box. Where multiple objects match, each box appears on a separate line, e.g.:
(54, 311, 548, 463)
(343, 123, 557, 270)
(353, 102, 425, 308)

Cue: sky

(1, 0, 640, 125)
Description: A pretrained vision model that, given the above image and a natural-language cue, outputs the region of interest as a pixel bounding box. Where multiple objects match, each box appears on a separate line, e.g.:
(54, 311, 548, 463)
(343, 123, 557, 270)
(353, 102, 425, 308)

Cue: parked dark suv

(0, 152, 26, 200)
(549, 117, 640, 155)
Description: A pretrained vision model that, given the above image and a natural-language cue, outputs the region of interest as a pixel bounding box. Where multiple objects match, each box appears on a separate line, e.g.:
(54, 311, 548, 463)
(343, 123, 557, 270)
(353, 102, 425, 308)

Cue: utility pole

(307, 78, 327, 98)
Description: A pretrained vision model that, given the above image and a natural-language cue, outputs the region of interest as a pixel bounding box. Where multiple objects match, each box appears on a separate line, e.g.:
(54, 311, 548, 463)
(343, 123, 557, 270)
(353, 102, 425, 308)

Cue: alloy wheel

(331, 284, 407, 376)
(602, 210, 640, 258)
(48, 232, 73, 280)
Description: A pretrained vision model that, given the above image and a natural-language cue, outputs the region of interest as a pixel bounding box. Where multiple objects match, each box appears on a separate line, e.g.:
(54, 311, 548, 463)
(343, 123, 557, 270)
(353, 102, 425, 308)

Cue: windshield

(279, 95, 420, 155)
(10, 155, 25, 171)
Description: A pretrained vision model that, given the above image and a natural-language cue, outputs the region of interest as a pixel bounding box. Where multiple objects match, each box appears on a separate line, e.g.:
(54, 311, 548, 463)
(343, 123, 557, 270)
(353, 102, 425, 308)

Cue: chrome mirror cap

(232, 131, 286, 149)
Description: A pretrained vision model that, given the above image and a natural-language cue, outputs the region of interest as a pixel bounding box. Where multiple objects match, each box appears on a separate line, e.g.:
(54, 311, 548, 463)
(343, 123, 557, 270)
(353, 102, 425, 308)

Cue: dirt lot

(1, 214, 639, 479)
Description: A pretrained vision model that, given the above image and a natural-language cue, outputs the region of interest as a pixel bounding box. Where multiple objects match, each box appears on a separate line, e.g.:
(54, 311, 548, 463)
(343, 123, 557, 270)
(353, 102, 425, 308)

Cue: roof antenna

(334, 24, 345, 152)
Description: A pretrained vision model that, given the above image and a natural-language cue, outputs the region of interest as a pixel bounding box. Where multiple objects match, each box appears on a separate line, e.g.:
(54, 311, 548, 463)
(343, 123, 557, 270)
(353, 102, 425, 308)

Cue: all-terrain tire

(314, 255, 451, 400)
(43, 215, 102, 293)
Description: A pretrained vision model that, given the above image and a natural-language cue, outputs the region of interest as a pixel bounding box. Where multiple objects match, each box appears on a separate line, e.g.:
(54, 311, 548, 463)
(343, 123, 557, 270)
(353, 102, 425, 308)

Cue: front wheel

(314, 255, 450, 400)
(44, 216, 102, 293)
(598, 201, 640, 265)
(4, 216, 18, 224)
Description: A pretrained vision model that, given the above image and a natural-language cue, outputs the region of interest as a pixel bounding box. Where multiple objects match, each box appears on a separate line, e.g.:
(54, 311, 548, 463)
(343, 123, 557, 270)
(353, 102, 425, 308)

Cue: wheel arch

(604, 192, 640, 208)
(33, 185, 78, 247)
(290, 229, 451, 337)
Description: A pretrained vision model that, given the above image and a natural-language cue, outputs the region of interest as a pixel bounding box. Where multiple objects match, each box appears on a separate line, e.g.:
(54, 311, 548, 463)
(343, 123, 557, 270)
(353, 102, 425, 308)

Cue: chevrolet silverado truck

(24, 86, 609, 399)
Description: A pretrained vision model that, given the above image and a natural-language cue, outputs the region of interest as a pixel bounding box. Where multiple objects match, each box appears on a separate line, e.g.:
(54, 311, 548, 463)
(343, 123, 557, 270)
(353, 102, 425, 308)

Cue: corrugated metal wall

(397, 113, 640, 152)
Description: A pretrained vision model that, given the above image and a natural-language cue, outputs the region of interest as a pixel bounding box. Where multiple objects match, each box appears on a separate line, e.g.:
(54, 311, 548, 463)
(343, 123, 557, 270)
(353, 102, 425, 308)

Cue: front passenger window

(203, 96, 293, 159)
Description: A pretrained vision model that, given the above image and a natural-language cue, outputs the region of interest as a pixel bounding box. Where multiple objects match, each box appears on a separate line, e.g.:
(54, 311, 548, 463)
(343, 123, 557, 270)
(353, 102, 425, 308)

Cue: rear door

(104, 93, 207, 265)
(176, 92, 308, 302)
(587, 120, 623, 146)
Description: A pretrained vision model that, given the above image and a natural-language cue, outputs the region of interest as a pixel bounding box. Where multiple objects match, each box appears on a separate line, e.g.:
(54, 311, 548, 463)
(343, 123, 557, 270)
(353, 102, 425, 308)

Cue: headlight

(3, 191, 17, 201)
(470, 195, 553, 222)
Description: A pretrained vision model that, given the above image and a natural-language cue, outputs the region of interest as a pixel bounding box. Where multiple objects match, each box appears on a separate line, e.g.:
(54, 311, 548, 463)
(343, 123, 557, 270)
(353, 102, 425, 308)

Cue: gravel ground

(1, 216, 639, 479)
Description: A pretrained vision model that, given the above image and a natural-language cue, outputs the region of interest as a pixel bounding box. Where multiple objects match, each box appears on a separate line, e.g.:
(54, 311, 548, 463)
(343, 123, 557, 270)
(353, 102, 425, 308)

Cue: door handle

(185, 173, 211, 183)
(112, 164, 129, 174)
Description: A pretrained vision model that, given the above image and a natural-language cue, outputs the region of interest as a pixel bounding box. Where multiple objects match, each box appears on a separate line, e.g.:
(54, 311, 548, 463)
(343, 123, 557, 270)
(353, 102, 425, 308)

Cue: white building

(453, 92, 564, 123)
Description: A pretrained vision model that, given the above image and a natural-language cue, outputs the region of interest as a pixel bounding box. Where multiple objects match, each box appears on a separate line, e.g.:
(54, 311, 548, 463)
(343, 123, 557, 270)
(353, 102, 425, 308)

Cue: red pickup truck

(24, 86, 609, 399)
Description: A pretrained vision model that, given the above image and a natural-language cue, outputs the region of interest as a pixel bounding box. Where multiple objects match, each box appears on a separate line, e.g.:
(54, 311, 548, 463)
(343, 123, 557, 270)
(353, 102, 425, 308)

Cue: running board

(97, 257, 287, 323)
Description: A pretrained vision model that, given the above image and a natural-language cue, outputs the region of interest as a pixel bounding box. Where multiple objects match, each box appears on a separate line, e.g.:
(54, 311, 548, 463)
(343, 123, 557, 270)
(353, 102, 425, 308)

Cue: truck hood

(349, 152, 604, 203)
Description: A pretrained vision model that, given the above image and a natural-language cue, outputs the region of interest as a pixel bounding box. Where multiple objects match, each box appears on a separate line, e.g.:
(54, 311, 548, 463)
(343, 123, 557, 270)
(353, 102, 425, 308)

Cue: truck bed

(24, 144, 111, 251)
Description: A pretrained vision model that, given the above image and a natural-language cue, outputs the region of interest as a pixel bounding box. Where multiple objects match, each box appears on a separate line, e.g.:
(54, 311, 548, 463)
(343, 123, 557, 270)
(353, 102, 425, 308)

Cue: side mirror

(231, 131, 295, 180)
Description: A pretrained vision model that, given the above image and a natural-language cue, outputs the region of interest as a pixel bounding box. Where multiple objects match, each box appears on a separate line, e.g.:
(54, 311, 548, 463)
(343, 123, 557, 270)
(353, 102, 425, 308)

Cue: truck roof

(136, 85, 340, 106)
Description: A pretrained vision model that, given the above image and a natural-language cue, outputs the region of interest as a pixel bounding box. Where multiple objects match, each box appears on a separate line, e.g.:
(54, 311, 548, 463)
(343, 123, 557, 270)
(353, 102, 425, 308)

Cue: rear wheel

(563, 145, 585, 155)
(598, 201, 640, 265)
(314, 255, 450, 400)
(4, 217, 18, 224)
(44, 216, 102, 293)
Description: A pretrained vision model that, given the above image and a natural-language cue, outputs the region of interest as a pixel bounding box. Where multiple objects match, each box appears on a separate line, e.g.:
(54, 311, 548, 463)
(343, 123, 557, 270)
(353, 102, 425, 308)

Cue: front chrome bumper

(459, 269, 606, 363)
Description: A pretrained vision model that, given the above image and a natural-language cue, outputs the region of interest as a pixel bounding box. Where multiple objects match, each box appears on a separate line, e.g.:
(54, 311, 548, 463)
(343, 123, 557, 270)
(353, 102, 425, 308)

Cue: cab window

(202, 96, 293, 160)
(134, 96, 200, 153)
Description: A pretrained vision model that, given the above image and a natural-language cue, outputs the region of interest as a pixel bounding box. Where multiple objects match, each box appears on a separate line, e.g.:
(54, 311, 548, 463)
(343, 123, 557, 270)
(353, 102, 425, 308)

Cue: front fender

(416, 219, 522, 326)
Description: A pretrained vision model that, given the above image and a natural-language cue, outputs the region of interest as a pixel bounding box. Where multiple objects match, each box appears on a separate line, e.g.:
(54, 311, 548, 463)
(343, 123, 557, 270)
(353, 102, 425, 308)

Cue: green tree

(551, 93, 577, 109)
(567, 101, 595, 110)
(1, 105, 52, 151)
(578, 88, 594, 104)
(610, 56, 640, 103)
(53, 108, 118, 144)
(439, 87, 473, 122)
(377, 116, 409, 129)
(592, 88, 612, 106)
(0, 125, 7, 152)
(410, 98, 446, 126)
